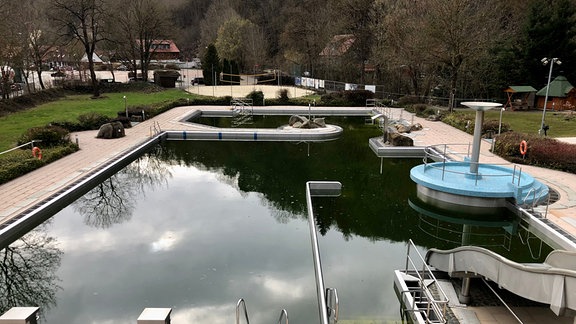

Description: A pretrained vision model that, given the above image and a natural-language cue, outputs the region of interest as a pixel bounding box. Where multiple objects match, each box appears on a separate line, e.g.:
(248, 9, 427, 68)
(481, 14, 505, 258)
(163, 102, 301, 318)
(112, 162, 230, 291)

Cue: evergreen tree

(202, 44, 221, 86)
(520, 0, 576, 88)
(221, 59, 240, 85)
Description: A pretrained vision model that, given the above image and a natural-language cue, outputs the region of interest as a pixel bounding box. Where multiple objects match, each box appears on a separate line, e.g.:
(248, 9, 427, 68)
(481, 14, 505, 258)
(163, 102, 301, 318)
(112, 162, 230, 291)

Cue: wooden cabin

(536, 76, 576, 111)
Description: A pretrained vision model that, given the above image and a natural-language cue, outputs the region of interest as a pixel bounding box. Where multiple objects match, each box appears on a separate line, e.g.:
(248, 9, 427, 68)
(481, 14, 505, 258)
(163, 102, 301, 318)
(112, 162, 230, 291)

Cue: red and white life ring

(32, 146, 42, 160)
(519, 140, 527, 156)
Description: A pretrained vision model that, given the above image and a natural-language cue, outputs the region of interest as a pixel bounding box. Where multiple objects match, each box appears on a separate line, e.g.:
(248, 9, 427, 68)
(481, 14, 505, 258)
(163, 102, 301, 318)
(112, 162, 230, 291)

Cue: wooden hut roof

(536, 76, 574, 98)
(504, 86, 537, 93)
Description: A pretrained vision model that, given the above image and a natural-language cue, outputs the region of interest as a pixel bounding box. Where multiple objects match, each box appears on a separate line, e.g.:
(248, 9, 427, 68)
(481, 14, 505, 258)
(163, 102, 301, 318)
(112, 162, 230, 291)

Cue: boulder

(97, 121, 125, 139)
(289, 115, 307, 126)
(411, 123, 423, 131)
(389, 132, 414, 146)
(395, 124, 411, 133)
(289, 115, 327, 128)
(313, 118, 326, 127)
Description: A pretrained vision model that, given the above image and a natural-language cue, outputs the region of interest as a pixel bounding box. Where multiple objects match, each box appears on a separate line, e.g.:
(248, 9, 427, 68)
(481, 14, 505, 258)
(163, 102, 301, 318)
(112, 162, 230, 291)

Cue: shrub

(0, 88, 67, 117)
(17, 125, 71, 147)
(0, 143, 79, 185)
(77, 112, 112, 130)
(408, 104, 440, 118)
(442, 112, 474, 134)
(50, 120, 83, 132)
(320, 90, 373, 106)
(344, 90, 374, 106)
(482, 120, 510, 136)
(277, 89, 290, 103)
(493, 132, 576, 173)
(246, 90, 265, 106)
(320, 92, 347, 106)
(397, 95, 423, 106)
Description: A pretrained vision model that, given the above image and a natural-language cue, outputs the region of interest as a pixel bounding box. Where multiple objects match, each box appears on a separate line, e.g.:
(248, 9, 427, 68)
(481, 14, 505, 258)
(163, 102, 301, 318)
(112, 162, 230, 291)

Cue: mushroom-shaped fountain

(409, 102, 549, 217)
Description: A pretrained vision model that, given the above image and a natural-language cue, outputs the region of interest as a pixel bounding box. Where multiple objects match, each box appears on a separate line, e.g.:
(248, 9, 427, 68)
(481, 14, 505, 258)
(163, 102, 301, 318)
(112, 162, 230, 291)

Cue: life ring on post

(519, 140, 528, 156)
(32, 146, 42, 160)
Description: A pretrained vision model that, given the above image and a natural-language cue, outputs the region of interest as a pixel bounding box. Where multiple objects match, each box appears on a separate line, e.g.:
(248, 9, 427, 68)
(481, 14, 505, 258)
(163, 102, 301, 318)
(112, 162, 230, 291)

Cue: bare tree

(372, 0, 437, 97)
(49, 0, 109, 97)
(199, 0, 241, 51)
(279, 0, 334, 78)
(336, 0, 375, 84)
(0, 2, 23, 98)
(422, 0, 504, 110)
(110, 0, 172, 82)
(18, 0, 60, 91)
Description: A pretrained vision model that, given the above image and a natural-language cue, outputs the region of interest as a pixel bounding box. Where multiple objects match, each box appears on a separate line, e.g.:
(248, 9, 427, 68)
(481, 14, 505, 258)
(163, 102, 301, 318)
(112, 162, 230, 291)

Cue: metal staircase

(231, 98, 254, 127)
(395, 239, 449, 324)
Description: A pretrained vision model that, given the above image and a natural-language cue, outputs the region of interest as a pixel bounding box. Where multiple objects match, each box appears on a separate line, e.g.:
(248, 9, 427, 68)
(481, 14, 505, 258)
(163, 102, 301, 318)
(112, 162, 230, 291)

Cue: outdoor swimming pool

(1, 116, 553, 323)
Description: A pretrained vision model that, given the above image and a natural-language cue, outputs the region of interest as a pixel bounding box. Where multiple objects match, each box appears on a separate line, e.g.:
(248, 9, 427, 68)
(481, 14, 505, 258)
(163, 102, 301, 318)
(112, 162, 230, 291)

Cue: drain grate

(541, 218, 576, 244)
(546, 187, 560, 205)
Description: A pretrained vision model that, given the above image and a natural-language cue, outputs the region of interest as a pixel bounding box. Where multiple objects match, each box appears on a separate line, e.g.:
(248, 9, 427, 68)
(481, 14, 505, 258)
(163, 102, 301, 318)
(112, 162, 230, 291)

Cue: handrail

(422, 143, 526, 187)
(426, 245, 576, 316)
(276, 309, 288, 324)
(306, 181, 342, 324)
(236, 299, 289, 324)
(0, 140, 42, 156)
(236, 298, 249, 324)
(403, 239, 449, 323)
(150, 121, 162, 137)
(325, 288, 339, 323)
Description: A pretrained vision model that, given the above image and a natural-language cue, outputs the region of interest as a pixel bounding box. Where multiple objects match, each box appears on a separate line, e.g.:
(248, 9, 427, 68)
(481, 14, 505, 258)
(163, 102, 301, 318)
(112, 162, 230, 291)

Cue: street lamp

(540, 57, 561, 135)
(123, 95, 127, 118)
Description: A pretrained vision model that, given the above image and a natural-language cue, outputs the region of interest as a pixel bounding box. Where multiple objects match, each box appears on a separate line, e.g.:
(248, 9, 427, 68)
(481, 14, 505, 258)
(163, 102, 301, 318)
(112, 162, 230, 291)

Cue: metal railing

(0, 140, 42, 157)
(231, 98, 254, 127)
(306, 181, 342, 324)
(236, 299, 249, 324)
(422, 143, 523, 187)
(400, 239, 449, 323)
(325, 288, 339, 323)
(149, 121, 162, 137)
(276, 309, 289, 324)
(235, 298, 289, 324)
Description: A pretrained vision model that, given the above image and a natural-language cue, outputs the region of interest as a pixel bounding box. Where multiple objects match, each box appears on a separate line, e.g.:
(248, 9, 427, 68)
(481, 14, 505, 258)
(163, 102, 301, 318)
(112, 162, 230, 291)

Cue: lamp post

(540, 57, 561, 135)
(498, 107, 505, 135)
(123, 95, 127, 118)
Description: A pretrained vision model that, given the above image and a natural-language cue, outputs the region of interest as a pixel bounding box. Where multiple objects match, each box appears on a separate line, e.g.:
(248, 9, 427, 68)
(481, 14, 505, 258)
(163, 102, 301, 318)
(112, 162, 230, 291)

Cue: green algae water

(2, 116, 553, 323)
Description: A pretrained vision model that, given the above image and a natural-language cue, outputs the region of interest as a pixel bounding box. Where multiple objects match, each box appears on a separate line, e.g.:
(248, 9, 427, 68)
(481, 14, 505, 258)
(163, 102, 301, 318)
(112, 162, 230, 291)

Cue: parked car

(191, 77, 204, 85)
(10, 83, 24, 91)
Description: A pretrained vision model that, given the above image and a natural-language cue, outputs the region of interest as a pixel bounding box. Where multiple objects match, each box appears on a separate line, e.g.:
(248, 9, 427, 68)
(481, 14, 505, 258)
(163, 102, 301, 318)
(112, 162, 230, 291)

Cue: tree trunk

(36, 68, 45, 90)
(448, 67, 458, 112)
(88, 58, 100, 97)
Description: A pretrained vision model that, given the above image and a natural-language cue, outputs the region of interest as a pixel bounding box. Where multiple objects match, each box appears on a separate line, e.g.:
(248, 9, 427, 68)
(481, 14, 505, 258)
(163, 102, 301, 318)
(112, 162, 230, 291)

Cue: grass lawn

(0, 89, 197, 152)
(2, 88, 576, 152)
(456, 108, 576, 137)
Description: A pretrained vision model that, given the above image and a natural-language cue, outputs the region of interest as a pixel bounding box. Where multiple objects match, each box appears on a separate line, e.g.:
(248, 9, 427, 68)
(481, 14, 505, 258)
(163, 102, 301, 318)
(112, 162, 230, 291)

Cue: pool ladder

(236, 298, 288, 324)
(231, 98, 254, 127)
(235, 291, 339, 324)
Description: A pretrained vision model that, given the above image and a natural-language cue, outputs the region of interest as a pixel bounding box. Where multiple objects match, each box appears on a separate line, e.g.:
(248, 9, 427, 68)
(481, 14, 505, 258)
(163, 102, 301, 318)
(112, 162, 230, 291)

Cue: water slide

(425, 246, 576, 317)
